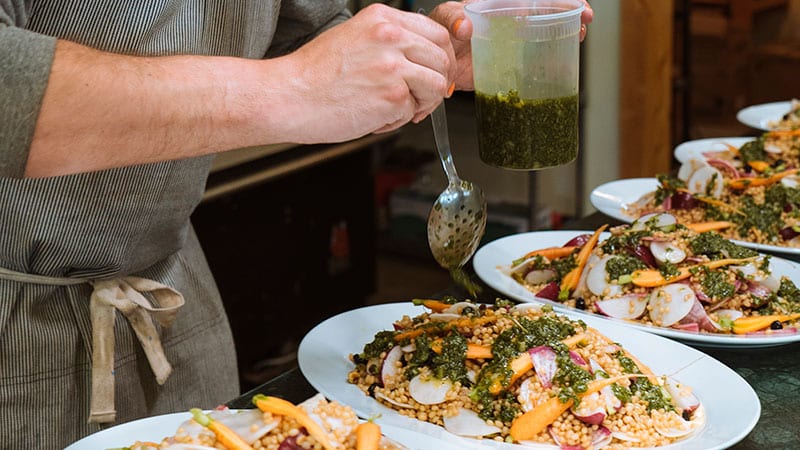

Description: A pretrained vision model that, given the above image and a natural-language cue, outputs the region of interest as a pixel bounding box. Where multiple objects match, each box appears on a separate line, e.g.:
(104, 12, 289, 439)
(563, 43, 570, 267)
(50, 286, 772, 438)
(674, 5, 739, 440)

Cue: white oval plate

(589, 177, 800, 257)
(298, 302, 760, 450)
(736, 101, 793, 131)
(673, 137, 755, 163)
(64, 409, 458, 450)
(473, 230, 800, 348)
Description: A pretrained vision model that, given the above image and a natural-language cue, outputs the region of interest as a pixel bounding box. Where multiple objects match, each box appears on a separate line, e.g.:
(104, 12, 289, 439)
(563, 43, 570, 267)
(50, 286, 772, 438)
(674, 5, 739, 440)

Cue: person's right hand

(268, 4, 457, 144)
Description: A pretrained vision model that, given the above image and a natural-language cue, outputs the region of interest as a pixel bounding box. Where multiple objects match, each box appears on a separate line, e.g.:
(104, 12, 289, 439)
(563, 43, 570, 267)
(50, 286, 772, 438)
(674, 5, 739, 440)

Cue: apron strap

(0, 268, 184, 424)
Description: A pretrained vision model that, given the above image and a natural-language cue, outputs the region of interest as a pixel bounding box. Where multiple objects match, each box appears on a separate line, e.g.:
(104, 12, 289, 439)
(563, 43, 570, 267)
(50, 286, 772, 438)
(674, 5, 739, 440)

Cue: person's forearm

(27, 40, 298, 178)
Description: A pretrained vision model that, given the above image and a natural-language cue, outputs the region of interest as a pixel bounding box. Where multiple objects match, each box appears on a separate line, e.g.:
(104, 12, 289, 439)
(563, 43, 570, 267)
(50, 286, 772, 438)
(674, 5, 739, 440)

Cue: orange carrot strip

(727, 169, 798, 190)
(519, 246, 578, 262)
(630, 257, 755, 288)
(747, 160, 770, 172)
(431, 340, 493, 360)
(393, 315, 498, 342)
(767, 129, 800, 138)
(190, 409, 254, 450)
(356, 421, 381, 450)
(732, 313, 800, 334)
(414, 299, 452, 313)
(685, 221, 734, 233)
(253, 395, 335, 450)
(559, 225, 608, 300)
(509, 375, 642, 441)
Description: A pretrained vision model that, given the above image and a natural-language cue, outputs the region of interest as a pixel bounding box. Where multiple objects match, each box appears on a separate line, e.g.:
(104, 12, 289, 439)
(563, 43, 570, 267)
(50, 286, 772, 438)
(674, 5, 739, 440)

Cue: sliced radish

(677, 158, 708, 182)
(587, 255, 622, 297)
(678, 299, 720, 332)
(374, 391, 414, 409)
(611, 430, 641, 443)
(648, 284, 697, 327)
(595, 294, 648, 319)
(525, 269, 557, 285)
(443, 408, 502, 437)
(687, 166, 724, 198)
(517, 378, 538, 412)
(570, 391, 606, 425)
(649, 241, 687, 265)
(510, 303, 544, 315)
(573, 254, 600, 298)
(408, 375, 453, 405)
(428, 313, 461, 322)
(443, 302, 479, 315)
(713, 309, 744, 325)
(631, 212, 678, 231)
(781, 175, 800, 188)
(381, 346, 404, 386)
(664, 377, 701, 415)
(601, 385, 622, 413)
(529, 346, 558, 388)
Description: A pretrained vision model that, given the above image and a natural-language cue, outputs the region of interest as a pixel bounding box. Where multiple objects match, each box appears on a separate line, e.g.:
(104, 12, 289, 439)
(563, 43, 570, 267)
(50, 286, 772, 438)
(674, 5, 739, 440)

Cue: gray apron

(2, 1, 277, 448)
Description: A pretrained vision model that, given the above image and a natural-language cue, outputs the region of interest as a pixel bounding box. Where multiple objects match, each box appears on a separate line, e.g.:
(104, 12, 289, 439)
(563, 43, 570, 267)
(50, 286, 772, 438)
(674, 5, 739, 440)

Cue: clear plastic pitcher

(466, 0, 584, 170)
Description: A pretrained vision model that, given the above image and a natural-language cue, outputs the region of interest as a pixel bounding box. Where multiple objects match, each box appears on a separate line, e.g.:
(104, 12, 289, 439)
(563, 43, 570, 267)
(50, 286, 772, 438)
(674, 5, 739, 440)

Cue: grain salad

(123, 394, 405, 450)
(504, 215, 800, 335)
(347, 299, 705, 448)
(629, 130, 800, 247)
(767, 98, 800, 131)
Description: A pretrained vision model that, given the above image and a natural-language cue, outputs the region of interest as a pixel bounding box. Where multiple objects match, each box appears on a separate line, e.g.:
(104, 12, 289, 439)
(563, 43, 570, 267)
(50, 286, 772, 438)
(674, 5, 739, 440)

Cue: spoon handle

(431, 101, 460, 184)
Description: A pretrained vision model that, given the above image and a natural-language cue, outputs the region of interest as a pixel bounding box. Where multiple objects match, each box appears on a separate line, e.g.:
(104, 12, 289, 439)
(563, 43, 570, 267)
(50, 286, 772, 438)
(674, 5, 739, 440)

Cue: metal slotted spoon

(426, 101, 488, 276)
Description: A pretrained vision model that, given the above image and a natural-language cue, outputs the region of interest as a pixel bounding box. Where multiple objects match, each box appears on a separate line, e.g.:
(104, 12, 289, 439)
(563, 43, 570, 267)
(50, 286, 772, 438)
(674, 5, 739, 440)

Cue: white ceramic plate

(589, 177, 800, 257)
(736, 101, 793, 131)
(473, 230, 800, 348)
(673, 137, 755, 163)
(298, 302, 760, 450)
(64, 409, 457, 450)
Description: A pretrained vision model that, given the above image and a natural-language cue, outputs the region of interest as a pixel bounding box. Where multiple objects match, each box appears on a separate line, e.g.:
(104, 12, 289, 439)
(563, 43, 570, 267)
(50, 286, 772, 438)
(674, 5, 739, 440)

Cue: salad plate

(473, 230, 800, 348)
(64, 409, 458, 450)
(736, 100, 793, 130)
(298, 302, 760, 450)
(589, 178, 800, 257)
(673, 137, 755, 163)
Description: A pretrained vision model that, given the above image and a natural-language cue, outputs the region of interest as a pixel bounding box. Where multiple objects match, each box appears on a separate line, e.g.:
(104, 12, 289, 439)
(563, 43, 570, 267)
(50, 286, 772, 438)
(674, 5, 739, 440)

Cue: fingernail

(453, 18, 463, 34)
(447, 83, 456, 97)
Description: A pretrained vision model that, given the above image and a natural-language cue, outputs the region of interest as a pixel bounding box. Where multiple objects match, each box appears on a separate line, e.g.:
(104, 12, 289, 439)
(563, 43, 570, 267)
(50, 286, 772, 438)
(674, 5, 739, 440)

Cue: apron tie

(0, 267, 184, 423)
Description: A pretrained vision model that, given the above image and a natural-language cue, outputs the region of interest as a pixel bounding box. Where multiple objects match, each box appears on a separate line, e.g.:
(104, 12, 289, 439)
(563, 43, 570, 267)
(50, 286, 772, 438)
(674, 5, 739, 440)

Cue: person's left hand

(429, 0, 595, 92)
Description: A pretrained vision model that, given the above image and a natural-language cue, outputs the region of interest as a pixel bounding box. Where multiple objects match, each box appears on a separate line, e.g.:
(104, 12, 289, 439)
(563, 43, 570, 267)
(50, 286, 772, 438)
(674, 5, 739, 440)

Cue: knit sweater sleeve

(0, 1, 56, 178)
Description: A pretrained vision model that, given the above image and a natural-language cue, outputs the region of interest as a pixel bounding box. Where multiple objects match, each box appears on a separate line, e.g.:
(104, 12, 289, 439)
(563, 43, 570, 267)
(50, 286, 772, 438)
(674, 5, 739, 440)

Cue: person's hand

(274, 4, 457, 142)
(429, 0, 595, 91)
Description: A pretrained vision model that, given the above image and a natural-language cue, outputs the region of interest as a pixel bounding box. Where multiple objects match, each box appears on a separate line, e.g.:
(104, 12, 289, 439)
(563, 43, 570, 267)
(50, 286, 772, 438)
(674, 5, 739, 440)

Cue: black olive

(351, 353, 367, 365)
(368, 363, 380, 375)
(770, 320, 783, 330)
(462, 306, 476, 316)
(682, 410, 692, 421)
(773, 159, 787, 168)
(743, 165, 753, 174)
(575, 297, 586, 310)
(367, 383, 379, 397)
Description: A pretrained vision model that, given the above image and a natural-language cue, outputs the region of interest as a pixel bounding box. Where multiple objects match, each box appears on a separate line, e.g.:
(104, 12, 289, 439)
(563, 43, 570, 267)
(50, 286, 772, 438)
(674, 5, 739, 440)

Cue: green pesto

(553, 343, 593, 405)
(737, 196, 783, 239)
(611, 383, 633, 403)
(431, 333, 468, 383)
(601, 230, 652, 254)
(472, 315, 577, 421)
(606, 256, 647, 281)
(475, 90, 579, 170)
(361, 330, 397, 360)
(658, 262, 681, 279)
(615, 351, 673, 412)
(549, 253, 578, 280)
(688, 231, 758, 259)
(654, 174, 687, 204)
(697, 267, 735, 300)
(404, 334, 433, 381)
(738, 139, 766, 164)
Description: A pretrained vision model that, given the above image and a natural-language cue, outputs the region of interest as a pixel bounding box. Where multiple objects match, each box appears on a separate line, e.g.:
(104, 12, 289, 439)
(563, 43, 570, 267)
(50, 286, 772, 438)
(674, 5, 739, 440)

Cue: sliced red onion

(536, 282, 560, 301)
(664, 377, 701, 415)
(746, 281, 772, 301)
(277, 435, 304, 450)
(678, 299, 720, 332)
(592, 426, 613, 449)
(569, 351, 588, 368)
(529, 346, 558, 388)
(570, 391, 606, 425)
(779, 226, 800, 241)
(706, 158, 740, 179)
(629, 244, 657, 268)
(563, 233, 592, 248)
(669, 191, 699, 210)
(428, 313, 462, 322)
(672, 322, 700, 333)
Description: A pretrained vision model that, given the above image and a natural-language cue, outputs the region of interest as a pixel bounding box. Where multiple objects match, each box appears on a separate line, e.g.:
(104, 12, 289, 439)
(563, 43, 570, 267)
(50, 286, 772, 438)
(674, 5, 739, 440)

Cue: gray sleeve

(265, 0, 351, 58)
(0, 2, 56, 178)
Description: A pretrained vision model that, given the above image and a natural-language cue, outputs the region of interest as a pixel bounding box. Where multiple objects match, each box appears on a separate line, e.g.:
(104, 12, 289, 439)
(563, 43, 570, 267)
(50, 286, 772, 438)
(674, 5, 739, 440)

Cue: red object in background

(375, 170, 416, 208)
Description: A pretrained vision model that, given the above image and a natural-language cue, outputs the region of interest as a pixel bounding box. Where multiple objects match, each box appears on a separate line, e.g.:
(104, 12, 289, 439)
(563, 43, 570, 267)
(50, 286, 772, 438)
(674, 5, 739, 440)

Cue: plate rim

(473, 229, 800, 348)
(673, 136, 755, 163)
(298, 302, 762, 450)
(589, 177, 800, 257)
(736, 100, 792, 130)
